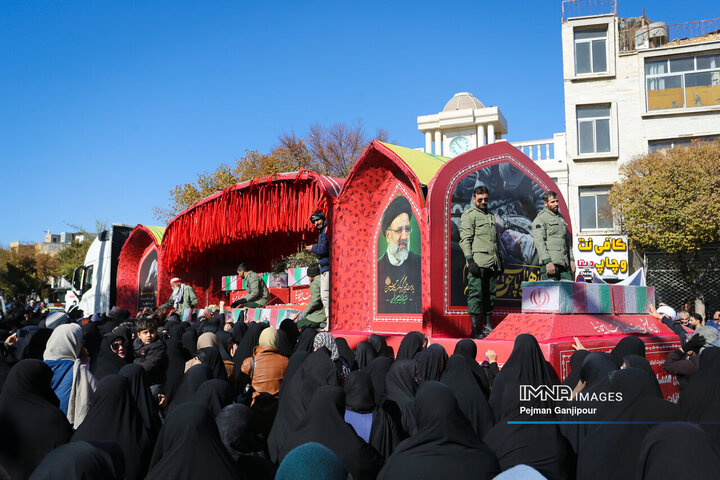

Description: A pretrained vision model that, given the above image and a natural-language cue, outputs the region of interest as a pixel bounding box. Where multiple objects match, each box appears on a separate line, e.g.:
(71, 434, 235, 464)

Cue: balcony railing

(511, 133, 565, 162)
(619, 18, 720, 52)
(562, 0, 616, 23)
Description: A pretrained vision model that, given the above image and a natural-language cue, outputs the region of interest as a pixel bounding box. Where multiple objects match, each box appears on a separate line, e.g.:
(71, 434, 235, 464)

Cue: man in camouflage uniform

(295, 264, 327, 329)
(532, 191, 575, 280)
(460, 186, 503, 338)
(231, 263, 271, 308)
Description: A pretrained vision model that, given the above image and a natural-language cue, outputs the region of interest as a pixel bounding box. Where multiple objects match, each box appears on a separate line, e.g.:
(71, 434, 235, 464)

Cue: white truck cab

(65, 224, 133, 315)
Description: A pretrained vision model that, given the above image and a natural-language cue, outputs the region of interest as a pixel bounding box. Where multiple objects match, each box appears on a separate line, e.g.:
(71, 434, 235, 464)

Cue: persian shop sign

(573, 235, 629, 281)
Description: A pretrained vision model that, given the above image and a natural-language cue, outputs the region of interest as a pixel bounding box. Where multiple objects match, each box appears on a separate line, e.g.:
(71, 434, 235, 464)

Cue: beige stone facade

(560, 10, 720, 234)
(418, 7, 720, 238)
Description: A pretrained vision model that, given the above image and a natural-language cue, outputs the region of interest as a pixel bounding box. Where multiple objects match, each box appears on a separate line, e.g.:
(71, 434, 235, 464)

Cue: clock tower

(417, 92, 508, 157)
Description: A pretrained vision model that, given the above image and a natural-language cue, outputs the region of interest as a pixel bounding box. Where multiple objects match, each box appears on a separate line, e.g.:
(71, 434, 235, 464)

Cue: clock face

(449, 136, 470, 156)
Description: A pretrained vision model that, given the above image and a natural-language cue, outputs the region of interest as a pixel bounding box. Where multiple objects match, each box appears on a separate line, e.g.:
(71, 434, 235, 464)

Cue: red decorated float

(331, 140, 565, 336)
(158, 171, 343, 307)
(331, 140, 680, 399)
(114, 141, 681, 398)
(116, 225, 165, 312)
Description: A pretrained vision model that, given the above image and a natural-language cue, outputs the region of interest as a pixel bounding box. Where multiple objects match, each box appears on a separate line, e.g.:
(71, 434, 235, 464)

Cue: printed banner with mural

(450, 163, 547, 309)
(137, 249, 158, 310)
(573, 235, 629, 281)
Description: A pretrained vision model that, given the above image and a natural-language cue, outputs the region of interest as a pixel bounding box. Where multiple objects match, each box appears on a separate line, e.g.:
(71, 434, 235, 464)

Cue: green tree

(237, 134, 324, 180)
(153, 135, 321, 222)
(0, 222, 101, 301)
(608, 140, 720, 307)
(56, 238, 93, 280)
(153, 162, 240, 222)
(0, 247, 47, 299)
(34, 253, 60, 282)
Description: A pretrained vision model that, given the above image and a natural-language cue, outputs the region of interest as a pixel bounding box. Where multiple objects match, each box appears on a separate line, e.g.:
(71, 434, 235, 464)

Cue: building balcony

(619, 17, 720, 53)
(511, 133, 567, 164)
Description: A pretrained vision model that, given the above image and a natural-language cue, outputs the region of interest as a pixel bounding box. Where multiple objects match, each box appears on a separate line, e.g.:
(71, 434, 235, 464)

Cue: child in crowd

(134, 317, 168, 388)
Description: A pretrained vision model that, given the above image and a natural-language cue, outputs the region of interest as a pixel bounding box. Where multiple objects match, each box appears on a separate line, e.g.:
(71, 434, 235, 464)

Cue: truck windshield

(84, 265, 94, 292)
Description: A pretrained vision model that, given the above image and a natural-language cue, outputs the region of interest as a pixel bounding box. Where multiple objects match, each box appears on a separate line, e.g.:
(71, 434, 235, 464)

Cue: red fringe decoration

(161, 172, 343, 273)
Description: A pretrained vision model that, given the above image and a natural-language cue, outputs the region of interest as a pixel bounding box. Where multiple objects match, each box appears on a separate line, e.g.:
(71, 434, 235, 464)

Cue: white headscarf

(657, 305, 676, 320)
(43, 323, 97, 426)
(44, 323, 82, 361)
(171, 283, 185, 308)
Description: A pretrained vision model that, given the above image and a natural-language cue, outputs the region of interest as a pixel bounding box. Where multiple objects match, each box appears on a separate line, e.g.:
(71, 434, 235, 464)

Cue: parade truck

(64, 224, 133, 315)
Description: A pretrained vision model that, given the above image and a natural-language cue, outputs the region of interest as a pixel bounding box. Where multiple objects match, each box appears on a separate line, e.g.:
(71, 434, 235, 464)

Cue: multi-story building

(8, 241, 35, 255)
(560, 0, 720, 235)
(36, 230, 90, 256)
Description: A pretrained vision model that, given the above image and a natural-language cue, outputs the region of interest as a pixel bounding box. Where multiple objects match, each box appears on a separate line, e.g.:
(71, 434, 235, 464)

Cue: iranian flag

(222, 276, 238, 291)
(611, 285, 655, 314)
(180, 309, 193, 322)
(287, 267, 310, 286)
(571, 283, 612, 314)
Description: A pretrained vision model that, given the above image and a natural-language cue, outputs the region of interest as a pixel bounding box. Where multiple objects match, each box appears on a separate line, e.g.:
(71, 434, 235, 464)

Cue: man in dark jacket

(652, 303, 703, 390)
(663, 334, 704, 390)
(305, 210, 330, 318)
(133, 317, 168, 387)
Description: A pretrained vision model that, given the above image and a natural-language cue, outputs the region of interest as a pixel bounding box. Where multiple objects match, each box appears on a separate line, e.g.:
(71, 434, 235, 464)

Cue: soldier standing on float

(460, 186, 503, 339)
(532, 191, 576, 280)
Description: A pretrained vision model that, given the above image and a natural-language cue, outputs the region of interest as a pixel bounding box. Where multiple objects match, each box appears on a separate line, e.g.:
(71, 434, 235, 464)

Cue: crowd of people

(0, 299, 719, 479)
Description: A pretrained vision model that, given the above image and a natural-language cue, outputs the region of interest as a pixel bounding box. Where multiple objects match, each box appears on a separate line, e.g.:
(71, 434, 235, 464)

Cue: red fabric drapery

(161, 171, 343, 273)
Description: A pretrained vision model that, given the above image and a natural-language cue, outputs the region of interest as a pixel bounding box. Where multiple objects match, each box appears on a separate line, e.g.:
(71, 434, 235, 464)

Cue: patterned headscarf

(45, 312, 70, 330)
(313, 332, 339, 362)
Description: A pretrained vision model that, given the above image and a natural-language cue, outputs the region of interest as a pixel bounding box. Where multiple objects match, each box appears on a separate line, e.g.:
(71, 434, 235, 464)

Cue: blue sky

(1, 0, 717, 245)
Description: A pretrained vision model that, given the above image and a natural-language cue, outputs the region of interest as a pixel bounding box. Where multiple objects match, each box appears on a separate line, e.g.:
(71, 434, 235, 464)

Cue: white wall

(561, 14, 720, 234)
